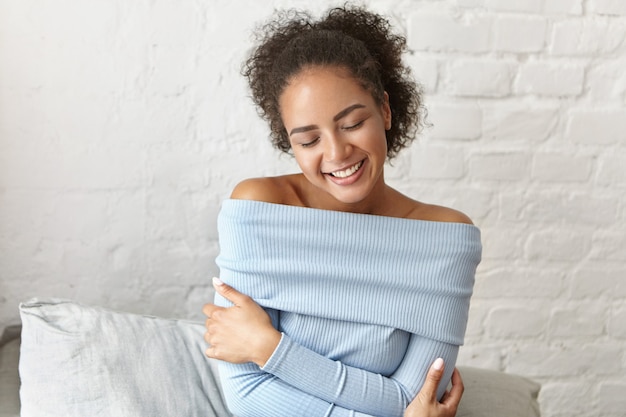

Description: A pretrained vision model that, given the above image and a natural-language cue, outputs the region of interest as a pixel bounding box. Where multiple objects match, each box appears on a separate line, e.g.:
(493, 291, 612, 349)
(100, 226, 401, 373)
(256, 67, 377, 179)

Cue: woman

(203, 5, 481, 416)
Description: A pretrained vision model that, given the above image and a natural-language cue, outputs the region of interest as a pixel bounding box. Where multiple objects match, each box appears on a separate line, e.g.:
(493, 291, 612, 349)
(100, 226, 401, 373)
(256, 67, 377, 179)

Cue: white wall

(1, 1, 625, 416)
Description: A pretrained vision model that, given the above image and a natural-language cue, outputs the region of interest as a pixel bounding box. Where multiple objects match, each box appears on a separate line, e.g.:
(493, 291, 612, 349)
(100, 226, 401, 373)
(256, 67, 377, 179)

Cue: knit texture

(214, 199, 482, 417)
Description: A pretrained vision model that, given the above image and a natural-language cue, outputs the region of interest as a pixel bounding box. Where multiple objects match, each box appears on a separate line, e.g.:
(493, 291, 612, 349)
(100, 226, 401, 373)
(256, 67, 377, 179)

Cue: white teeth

(330, 161, 363, 178)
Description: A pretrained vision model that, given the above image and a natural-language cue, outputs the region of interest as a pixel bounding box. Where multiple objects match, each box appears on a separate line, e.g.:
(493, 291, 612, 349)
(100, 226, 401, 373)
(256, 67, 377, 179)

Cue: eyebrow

(288, 103, 366, 136)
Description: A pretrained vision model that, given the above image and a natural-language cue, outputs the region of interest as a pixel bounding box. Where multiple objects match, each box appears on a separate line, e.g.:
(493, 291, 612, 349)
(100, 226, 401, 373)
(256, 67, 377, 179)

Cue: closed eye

(300, 137, 320, 148)
(343, 120, 364, 131)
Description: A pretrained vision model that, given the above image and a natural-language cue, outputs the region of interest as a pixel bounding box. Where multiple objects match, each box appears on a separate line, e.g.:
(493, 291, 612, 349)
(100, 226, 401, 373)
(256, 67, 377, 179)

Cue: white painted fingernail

(212, 277, 224, 286)
(433, 358, 444, 370)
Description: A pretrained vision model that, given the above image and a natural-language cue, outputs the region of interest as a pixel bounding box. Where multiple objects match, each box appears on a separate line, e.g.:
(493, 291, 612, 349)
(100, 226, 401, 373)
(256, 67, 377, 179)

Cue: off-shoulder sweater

(214, 199, 481, 417)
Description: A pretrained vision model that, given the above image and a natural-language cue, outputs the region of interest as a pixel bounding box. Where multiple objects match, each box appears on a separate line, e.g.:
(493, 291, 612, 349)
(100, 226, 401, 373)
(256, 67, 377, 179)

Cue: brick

(478, 226, 525, 260)
(485, 0, 542, 13)
(608, 306, 626, 339)
(147, 142, 216, 191)
(597, 154, 626, 186)
(522, 192, 619, 227)
(456, 0, 484, 7)
(539, 382, 593, 416)
(531, 152, 593, 182)
(405, 55, 439, 93)
(147, 240, 217, 287)
(550, 18, 626, 55)
(562, 194, 619, 226)
(571, 265, 626, 299)
(443, 187, 495, 222)
(408, 145, 465, 179)
(482, 104, 558, 143)
(498, 192, 526, 222)
(515, 61, 585, 97)
(486, 306, 547, 338)
(464, 301, 489, 338)
(566, 110, 626, 145)
(524, 229, 590, 262)
(106, 191, 146, 244)
(0, 144, 146, 190)
(518, 192, 568, 223)
(38, 192, 110, 241)
(586, 59, 626, 101)
(407, 12, 491, 53)
(385, 151, 410, 181)
(544, 0, 584, 14)
(597, 381, 626, 413)
(494, 16, 547, 53)
(589, 0, 626, 15)
(548, 305, 606, 337)
(469, 152, 530, 181)
(507, 344, 623, 377)
(425, 103, 482, 140)
(145, 191, 192, 241)
(444, 59, 515, 97)
(106, 244, 140, 274)
(474, 267, 564, 298)
(457, 345, 503, 369)
(590, 231, 626, 261)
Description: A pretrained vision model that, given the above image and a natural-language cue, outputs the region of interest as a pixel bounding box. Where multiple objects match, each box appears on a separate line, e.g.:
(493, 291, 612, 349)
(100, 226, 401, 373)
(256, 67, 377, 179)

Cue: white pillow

(19, 298, 232, 417)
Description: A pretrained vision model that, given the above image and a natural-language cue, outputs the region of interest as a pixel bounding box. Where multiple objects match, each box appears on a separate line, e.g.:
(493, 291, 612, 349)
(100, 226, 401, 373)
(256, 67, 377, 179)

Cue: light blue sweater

(214, 199, 481, 417)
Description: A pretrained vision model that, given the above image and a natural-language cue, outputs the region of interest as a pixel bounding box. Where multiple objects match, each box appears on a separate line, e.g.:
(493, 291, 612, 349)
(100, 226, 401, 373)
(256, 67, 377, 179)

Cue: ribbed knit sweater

(214, 199, 482, 417)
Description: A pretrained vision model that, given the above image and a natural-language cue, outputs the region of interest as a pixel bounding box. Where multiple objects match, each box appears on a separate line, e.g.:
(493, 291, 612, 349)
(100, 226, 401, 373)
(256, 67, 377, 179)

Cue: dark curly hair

(242, 4, 424, 159)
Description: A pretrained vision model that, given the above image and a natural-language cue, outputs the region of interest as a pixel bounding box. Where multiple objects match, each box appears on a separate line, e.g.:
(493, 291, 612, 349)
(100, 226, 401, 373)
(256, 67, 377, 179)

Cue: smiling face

(279, 66, 392, 210)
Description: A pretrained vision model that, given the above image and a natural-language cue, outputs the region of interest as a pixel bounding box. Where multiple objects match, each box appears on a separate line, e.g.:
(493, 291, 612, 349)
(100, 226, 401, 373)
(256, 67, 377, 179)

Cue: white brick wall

(1, 1, 624, 416)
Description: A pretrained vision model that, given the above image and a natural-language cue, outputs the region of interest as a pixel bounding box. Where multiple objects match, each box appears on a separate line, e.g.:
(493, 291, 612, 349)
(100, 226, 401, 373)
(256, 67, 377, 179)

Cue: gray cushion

(457, 366, 541, 417)
(0, 330, 21, 417)
(18, 298, 541, 417)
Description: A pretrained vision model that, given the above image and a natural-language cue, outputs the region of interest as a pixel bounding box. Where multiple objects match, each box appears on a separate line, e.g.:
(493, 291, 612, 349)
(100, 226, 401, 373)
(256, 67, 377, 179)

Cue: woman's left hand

(404, 359, 464, 417)
(203, 277, 281, 367)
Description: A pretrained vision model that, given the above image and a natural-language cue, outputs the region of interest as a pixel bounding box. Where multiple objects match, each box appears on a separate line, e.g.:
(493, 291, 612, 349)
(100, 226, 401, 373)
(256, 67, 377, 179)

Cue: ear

(382, 92, 392, 130)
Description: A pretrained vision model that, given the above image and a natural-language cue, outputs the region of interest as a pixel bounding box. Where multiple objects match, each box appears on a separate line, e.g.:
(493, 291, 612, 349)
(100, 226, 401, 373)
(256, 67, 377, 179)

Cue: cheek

(293, 151, 317, 173)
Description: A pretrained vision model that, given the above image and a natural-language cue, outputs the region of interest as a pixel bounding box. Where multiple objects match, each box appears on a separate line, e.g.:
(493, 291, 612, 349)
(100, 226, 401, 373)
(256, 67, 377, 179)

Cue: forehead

(279, 66, 374, 119)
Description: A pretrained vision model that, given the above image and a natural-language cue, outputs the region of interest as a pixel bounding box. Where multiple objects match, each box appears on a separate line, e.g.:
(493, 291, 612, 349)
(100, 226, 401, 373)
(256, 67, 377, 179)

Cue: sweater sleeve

(218, 360, 380, 417)
(213, 297, 377, 417)
(261, 330, 459, 416)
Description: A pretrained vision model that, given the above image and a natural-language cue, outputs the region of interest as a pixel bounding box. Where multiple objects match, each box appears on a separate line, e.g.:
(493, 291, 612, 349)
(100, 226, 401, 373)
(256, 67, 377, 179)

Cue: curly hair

(242, 4, 425, 159)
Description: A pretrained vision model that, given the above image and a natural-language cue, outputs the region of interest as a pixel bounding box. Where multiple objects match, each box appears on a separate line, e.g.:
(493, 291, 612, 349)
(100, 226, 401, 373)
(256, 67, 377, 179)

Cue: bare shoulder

(230, 175, 298, 204)
(407, 201, 474, 225)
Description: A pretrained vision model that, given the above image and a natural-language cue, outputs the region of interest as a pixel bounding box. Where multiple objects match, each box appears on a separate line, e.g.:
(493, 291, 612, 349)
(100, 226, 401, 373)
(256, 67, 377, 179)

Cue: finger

(421, 358, 445, 402)
(441, 368, 464, 407)
(205, 345, 217, 359)
(202, 303, 219, 318)
(212, 277, 250, 306)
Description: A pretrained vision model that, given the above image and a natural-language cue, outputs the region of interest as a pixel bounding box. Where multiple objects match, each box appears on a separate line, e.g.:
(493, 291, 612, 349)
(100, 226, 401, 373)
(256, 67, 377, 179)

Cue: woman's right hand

(404, 359, 464, 417)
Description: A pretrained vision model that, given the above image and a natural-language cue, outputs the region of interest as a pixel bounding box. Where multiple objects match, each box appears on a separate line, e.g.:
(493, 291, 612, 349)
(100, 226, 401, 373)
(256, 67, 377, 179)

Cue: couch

(0, 299, 541, 417)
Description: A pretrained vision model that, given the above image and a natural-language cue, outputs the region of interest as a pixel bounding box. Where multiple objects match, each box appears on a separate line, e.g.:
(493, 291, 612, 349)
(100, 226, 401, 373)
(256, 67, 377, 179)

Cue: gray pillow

(19, 298, 541, 417)
(457, 366, 541, 417)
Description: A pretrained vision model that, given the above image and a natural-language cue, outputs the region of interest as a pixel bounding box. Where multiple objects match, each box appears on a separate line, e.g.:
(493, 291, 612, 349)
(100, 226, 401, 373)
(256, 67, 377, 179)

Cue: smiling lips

(327, 160, 364, 178)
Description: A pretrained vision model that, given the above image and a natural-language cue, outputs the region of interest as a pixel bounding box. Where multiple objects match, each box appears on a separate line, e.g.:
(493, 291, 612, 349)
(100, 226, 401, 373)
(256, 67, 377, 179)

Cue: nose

(323, 133, 352, 163)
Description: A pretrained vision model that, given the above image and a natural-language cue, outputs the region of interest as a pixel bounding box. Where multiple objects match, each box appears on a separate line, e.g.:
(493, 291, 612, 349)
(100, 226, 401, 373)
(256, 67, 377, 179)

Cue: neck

(298, 173, 398, 216)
